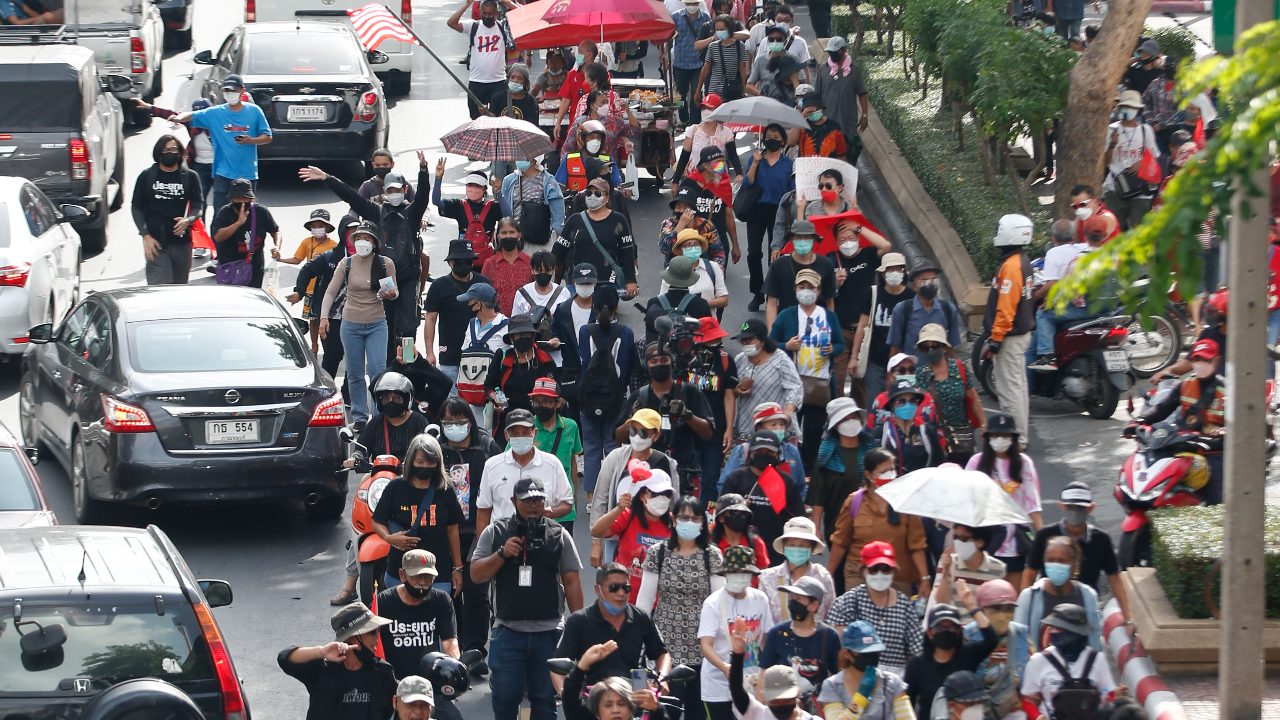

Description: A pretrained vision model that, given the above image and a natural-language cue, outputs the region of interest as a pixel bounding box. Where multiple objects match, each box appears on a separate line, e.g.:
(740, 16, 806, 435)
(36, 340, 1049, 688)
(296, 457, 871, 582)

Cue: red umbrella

(780, 209, 883, 255)
(508, 0, 674, 48)
(543, 0, 668, 24)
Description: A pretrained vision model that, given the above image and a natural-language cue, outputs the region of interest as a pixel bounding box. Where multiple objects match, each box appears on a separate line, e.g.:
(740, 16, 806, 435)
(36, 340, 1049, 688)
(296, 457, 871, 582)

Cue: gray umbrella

(704, 95, 811, 130)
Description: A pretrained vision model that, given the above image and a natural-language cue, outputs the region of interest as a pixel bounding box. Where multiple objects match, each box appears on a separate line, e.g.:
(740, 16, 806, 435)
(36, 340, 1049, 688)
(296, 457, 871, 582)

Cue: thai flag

(347, 3, 416, 50)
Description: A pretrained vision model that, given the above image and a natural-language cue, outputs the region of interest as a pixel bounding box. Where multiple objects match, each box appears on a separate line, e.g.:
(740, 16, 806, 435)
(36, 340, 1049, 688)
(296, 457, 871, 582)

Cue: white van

(248, 0, 415, 95)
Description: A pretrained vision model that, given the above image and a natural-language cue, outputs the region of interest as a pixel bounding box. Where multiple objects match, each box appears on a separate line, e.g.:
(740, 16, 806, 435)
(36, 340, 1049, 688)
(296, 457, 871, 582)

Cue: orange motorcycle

(351, 451, 401, 606)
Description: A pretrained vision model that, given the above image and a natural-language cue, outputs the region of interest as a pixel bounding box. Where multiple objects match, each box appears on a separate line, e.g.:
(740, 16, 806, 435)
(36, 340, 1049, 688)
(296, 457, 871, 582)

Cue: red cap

(1189, 338, 1219, 361)
(529, 377, 560, 397)
(699, 93, 723, 110)
(860, 540, 896, 569)
(1082, 214, 1109, 239)
(693, 316, 729, 343)
(1208, 288, 1228, 316)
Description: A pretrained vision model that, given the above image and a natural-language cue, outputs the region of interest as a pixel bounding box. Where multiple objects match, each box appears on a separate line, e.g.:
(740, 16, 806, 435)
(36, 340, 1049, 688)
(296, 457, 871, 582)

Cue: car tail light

(401, 0, 412, 24)
(245, 0, 255, 22)
(70, 139, 89, 181)
(309, 393, 345, 427)
(0, 264, 30, 287)
(194, 603, 247, 720)
(130, 34, 146, 73)
(355, 91, 378, 122)
(102, 395, 155, 433)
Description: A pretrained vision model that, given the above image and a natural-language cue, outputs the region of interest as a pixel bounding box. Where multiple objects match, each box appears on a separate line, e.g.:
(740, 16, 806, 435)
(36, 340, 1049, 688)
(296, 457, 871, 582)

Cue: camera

(517, 516, 548, 552)
(655, 315, 706, 378)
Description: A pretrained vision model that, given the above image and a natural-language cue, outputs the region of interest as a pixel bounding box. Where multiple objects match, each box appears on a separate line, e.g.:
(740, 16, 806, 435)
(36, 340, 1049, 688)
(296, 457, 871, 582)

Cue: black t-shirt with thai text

(375, 586, 458, 679)
(854, 283, 915, 369)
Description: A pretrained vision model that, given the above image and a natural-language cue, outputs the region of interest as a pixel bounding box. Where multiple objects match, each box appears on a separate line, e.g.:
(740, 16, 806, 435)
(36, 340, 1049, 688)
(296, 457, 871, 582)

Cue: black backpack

(580, 324, 626, 418)
(1045, 649, 1102, 720)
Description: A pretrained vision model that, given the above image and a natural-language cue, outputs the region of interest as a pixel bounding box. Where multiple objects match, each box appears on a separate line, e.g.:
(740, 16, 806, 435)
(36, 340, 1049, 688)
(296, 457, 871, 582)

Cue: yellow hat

(675, 228, 708, 253)
(629, 408, 662, 431)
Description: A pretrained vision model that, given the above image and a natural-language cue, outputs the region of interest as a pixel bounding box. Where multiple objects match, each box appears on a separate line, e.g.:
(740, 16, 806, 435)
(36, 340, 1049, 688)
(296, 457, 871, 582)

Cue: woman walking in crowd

(710, 494, 771, 574)
(807, 398, 878, 552)
(965, 412, 1043, 590)
(915, 324, 986, 462)
(590, 467, 675, 603)
(852, 255, 915, 408)
(759, 575, 842, 713)
(719, 431, 806, 565)
(371, 433, 464, 594)
(866, 354, 933, 434)
(758, 517, 837, 623)
(719, 402, 805, 494)
(826, 541, 924, 678)
(731, 318, 804, 442)
(1014, 536, 1103, 652)
(672, 94, 742, 183)
(962, 580, 1031, 720)
(133, 134, 204, 285)
(659, 230, 729, 311)
(818, 621, 916, 720)
(480, 217, 533, 316)
(741, 124, 795, 312)
(696, 16, 749, 106)
(635, 496, 724, 720)
(877, 379, 945, 472)
(591, 410, 679, 566)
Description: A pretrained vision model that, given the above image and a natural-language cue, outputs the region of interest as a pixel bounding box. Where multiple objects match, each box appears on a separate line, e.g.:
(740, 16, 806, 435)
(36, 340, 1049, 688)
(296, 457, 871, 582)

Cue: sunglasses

(586, 189, 605, 197)
(819, 183, 837, 190)
(918, 343, 945, 352)
(1071, 200, 1091, 209)
(865, 565, 894, 575)
(607, 582, 632, 594)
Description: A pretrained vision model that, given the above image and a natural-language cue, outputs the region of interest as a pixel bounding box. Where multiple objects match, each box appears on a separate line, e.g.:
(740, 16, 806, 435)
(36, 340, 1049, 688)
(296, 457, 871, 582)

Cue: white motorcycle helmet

(993, 214, 1034, 247)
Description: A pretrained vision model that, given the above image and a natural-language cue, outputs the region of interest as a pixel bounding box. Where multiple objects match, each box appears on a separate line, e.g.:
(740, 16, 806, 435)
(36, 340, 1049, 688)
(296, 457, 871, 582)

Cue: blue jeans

(488, 625, 560, 720)
(191, 162, 214, 223)
(440, 364, 460, 398)
(1035, 305, 1094, 357)
(211, 175, 257, 217)
(341, 319, 389, 424)
(1268, 309, 1280, 379)
(579, 412, 616, 493)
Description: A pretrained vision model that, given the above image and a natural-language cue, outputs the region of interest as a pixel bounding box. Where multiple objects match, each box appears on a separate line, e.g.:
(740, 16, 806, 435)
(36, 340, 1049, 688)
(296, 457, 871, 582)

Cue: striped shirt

(731, 349, 805, 440)
(1142, 80, 1179, 127)
(826, 585, 924, 670)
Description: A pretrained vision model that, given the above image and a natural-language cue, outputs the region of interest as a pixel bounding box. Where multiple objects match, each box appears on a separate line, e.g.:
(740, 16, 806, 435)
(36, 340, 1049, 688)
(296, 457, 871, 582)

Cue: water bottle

(263, 247, 278, 297)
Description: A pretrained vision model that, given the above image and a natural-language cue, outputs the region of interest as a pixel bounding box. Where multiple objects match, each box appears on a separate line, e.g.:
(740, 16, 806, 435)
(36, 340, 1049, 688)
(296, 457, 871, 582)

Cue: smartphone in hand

(631, 669, 648, 692)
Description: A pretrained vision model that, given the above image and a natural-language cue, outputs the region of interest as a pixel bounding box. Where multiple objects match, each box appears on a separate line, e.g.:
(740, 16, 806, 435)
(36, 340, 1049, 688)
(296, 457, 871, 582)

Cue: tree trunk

(903, 37, 911, 79)
(952, 99, 965, 151)
(977, 126, 999, 193)
(884, 8, 897, 56)
(1053, 0, 1155, 218)
(851, 1, 866, 55)
(936, 82, 950, 119)
(921, 70, 928, 99)
(875, 5, 884, 43)
(1001, 140, 1032, 215)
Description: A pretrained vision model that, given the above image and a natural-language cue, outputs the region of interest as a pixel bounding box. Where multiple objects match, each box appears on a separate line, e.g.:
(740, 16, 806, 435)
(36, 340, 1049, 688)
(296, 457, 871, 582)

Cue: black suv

(0, 526, 249, 720)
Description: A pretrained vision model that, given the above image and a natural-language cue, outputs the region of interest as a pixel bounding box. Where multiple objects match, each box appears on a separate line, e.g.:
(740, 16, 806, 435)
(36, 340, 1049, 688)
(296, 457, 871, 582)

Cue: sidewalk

(1163, 676, 1280, 719)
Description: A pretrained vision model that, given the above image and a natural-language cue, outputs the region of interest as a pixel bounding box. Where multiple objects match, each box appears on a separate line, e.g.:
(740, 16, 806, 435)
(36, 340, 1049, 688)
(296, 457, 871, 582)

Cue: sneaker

(205, 264, 217, 274)
(1027, 354, 1058, 371)
(747, 294, 765, 313)
(192, 247, 209, 258)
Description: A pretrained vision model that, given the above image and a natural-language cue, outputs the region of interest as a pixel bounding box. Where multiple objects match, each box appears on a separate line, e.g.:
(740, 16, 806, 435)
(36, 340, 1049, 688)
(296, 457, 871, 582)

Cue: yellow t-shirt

(295, 237, 338, 293)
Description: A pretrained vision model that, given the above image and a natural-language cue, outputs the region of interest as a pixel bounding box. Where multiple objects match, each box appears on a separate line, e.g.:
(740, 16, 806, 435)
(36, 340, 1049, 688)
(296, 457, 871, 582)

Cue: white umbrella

(875, 465, 1032, 527)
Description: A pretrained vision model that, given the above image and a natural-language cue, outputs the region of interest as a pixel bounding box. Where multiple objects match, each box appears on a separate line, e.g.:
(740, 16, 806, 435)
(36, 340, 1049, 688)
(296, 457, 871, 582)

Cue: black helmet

(372, 371, 413, 411)
(420, 652, 471, 699)
(1169, 129, 1193, 148)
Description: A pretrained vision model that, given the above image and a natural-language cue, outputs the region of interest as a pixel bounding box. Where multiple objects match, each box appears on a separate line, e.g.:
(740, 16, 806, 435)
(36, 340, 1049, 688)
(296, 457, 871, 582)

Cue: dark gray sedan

(18, 286, 347, 524)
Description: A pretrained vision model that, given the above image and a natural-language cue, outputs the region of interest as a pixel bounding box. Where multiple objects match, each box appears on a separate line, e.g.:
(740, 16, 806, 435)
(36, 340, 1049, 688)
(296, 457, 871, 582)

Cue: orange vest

(1179, 376, 1225, 431)
(565, 153, 589, 191)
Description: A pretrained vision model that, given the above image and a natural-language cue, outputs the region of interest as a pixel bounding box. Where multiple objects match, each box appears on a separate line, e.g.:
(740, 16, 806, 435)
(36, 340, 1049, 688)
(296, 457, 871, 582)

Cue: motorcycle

(547, 658, 698, 720)
(347, 438, 400, 606)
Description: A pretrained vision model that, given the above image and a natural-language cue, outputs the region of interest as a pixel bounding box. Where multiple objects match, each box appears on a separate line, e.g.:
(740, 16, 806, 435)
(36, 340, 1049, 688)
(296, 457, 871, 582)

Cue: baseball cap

(794, 268, 822, 287)
(331, 601, 391, 641)
(530, 377, 560, 398)
(1083, 214, 1109, 239)
(572, 263, 598, 284)
(841, 620, 886, 653)
(1189, 338, 1219, 360)
(397, 676, 435, 706)
(221, 74, 245, 90)
(927, 603, 963, 629)
(887, 352, 914, 372)
(699, 144, 726, 165)
(401, 550, 439, 578)
(513, 477, 547, 500)
(825, 36, 848, 52)
(383, 171, 408, 190)
(629, 408, 662, 431)
(715, 493, 751, 517)
(749, 430, 782, 454)
(464, 171, 488, 187)
(975, 579, 1018, 608)
(505, 408, 536, 430)
(1060, 480, 1093, 506)
(759, 665, 801, 701)
(943, 671, 988, 703)
(779, 575, 826, 603)
(878, 252, 907, 271)
(699, 93, 724, 111)
(733, 317, 769, 341)
(752, 402, 791, 427)
(456, 283, 496, 304)
(860, 540, 896, 568)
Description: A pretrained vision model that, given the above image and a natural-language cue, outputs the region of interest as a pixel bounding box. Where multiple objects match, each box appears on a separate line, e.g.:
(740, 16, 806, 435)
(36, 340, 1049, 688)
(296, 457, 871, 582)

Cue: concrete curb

(1102, 598, 1190, 720)
(1148, 0, 1211, 13)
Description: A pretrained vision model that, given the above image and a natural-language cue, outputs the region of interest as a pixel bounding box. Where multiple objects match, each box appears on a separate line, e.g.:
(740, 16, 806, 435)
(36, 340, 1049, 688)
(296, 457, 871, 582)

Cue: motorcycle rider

(1151, 288, 1228, 384)
(983, 214, 1035, 443)
(556, 120, 623, 192)
(1127, 338, 1225, 504)
(1029, 214, 1112, 371)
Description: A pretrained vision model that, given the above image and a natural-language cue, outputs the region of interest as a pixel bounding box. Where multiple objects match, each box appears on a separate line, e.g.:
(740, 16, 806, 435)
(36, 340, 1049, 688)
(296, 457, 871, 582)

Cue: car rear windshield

(64, 0, 137, 25)
(245, 32, 362, 75)
(0, 450, 38, 511)
(0, 76, 80, 131)
(129, 318, 306, 373)
(0, 603, 215, 693)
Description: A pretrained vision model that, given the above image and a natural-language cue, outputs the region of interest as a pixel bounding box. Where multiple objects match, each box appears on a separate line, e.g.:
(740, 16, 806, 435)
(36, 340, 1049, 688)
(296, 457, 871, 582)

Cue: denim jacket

(1014, 578, 1103, 652)
(499, 169, 566, 235)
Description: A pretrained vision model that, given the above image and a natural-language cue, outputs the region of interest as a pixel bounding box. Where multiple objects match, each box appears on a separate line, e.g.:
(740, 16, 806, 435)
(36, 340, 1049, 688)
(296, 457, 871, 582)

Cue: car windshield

(0, 450, 37, 511)
(129, 318, 306, 373)
(63, 0, 138, 25)
(0, 75, 81, 132)
(0, 603, 215, 693)
(244, 32, 363, 75)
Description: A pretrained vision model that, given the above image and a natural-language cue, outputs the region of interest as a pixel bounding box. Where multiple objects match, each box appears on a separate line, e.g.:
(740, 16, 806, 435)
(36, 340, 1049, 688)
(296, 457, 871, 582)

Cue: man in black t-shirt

(852, 252, 914, 402)
(764, 219, 837, 330)
(278, 602, 397, 720)
(424, 240, 493, 382)
(376, 550, 460, 719)
(132, 135, 204, 285)
(690, 317, 739, 504)
(822, 217, 891, 400)
(719, 431, 805, 564)
(209, 179, 280, 288)
(553, 178, 639, 298)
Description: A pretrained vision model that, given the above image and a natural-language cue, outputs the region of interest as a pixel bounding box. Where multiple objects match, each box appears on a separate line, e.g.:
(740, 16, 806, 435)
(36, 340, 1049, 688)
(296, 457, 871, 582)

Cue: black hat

(887, 378, 923, 403)
(669, 182, 701, 210)
(505, 408, 536, 431)
(772, 54, 806, 81)
(446, 239, 478, 261)
(572, 263, 598, 284)
(699, 145, 726, 166)
(1042, 603, 1096, 635)
(942, 671, 989, 703)
(985, 412, 1018, 436)
(749, 430, 782, 454)
(512, 477, 547, 500)
(799, 92, 825, 109)
(503, 313, 538, 342)
(909, 262, 940, 280)
(733, 317, 768, 341)
(715, 492, 751, 516)
(221, 74, 245, 91)
(227, 178, 255, 200)
(305, 208, 336, 233)
(927, 603, 963, 629)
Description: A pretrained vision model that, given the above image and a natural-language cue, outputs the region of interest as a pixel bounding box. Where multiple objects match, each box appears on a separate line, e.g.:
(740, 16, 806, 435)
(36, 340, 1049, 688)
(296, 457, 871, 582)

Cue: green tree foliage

(81, 640, 182, 680)
(900, 0, 951, 78)
(1051, 22, 1280, 312)
(1145, 23, 1199, 65)
(971, 27, 1075, 142)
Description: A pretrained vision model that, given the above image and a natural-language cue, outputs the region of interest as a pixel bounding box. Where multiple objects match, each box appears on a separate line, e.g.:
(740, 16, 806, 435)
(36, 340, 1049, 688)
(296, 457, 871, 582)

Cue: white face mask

(884, 271, 904, 287)
(576, 284, 595, 299)
(224, 90, 242, 105)
(959, 705, 985, 720)
(877, 470, 897, 483)
(988, 436, 1014, 454)
(953, 539, 978, 561)
(836, 418, 862, 437)
(725, 573, 753, 593)
(311, 228, 328, 239)
(795, 289, 818, 306)
(1193, 360, 1216, 379)
(741, 343, 760, 357)
(1074, 205, 1094, 220)
(645, 496, 671, 516)
(354, 239, 374, 257)
(839, 241, 859, 257)
(630, 430, 654, 451)
(385, 192, 405, 206)
(865, 572, 894, 592)
(585, 193, 606, 211)
(586, 139, 603, 154)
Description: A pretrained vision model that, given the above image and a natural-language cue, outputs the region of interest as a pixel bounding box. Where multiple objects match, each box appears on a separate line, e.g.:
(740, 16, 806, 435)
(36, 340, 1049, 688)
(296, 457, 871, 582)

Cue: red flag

(1193, 115, 1206, 148)
(189, 219, 216, 258)
(757, 464, 789, 514)
(348, 3, 416, 51)
(781, 209, 882, 255)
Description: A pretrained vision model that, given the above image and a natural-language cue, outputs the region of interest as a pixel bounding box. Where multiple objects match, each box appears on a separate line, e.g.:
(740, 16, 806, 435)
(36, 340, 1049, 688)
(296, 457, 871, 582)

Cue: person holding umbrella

(672, 94, 743, 183)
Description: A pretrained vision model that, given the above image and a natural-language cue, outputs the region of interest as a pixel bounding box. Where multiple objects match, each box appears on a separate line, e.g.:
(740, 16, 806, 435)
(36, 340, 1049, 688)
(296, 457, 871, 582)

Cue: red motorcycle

(350, 450, 401, 605)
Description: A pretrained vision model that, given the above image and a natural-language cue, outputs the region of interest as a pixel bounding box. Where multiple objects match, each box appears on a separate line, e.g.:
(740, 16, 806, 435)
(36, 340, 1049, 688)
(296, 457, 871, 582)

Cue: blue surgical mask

(773, 429, 786, 444)
(515, 160, 532, 171)
(894, 403, 918, 421)
(683, 246, 703, 261)
(1044, 562, 1072, 586)
(575, 52, 585, 66)
(768, 41, 785, 53)
(508, 81, 524, 94)
(784, 547, 811, 566)
(807, 109, 823, 122)
(716, 29, 730, 40)
(792, 238, 814, 255)
(600, 597, 627, 615)
(675, 520, 702, 540)
(1120, 108, 1138, 121)
(510, 436, 535, 454)
(443, 423, 469, 442)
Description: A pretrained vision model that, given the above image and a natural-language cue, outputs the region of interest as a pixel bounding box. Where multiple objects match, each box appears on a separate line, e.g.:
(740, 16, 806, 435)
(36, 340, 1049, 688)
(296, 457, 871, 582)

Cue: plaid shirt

(1142, 79, 1179, 127)
(826, 585, 924, 669)
(671, 9, 711, 70)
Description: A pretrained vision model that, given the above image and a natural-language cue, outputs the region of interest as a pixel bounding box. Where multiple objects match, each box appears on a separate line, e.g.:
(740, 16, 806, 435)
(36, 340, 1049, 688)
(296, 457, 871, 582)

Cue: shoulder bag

(580, 215, 626, 284)
(926, 362, 975, 458)
(216, 202, 256, 286)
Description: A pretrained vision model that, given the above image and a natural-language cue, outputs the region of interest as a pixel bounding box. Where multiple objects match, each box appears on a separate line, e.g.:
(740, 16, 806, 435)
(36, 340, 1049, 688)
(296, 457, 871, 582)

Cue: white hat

(887, 352, 914, 371)
(772, 516, 827, 554)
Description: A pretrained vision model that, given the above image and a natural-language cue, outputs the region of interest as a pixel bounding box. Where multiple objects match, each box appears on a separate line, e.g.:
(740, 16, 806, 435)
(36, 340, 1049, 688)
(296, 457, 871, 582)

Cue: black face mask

(764, 138, 784, 152)
(535, 272, 553, 287)
(923, 349, 945, 366)
(649, 364, 672, 383)
(852, 652, 881, 670)
(931, 630, 960, 650)
(1050, 631, 1089, 662)
(353, 643, 378, 664)
(786, 599, 811, 622)
(160, 151, 182, 166)
(500, 236, 520, 251)
(452, 261, 473, 277)
(403, 581, 428, 598)
(917, 283, 939, 300)
(769, 704, 795, 720)
(380, 400, 407, 418)
(482, 15, 496, 26)
(513, 336, 535, 353)
(750, 453, 775, 470)
(830, 50, 845, 63)
(411, 464, 437, 480)
(534, 404, 557, 422)
(722, 513, 750, 533)
(373, 166, 391, 179)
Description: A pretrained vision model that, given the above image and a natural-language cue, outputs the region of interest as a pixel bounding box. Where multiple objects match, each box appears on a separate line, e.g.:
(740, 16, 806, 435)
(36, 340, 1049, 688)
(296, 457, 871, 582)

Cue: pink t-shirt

(964, 453, 1042, 557)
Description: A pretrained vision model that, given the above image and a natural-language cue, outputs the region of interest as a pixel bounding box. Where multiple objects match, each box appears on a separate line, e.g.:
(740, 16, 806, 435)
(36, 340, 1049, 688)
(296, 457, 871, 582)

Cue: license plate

(205, 419, 260, 444)
(287, 105, 326, 122)
(1104, 350, 1130, 372)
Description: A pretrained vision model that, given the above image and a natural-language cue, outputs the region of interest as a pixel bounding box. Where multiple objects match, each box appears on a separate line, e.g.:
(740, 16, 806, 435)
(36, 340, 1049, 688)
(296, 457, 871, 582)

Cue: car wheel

(305, 492, 347, 521)
(72, 434, 110, 525)
(19, 375, 40, 449)
(130, 105, 153, 129)
(387, 72, 411, 97)
(166, 28, 192, 50)
(149, 68, 163, 99)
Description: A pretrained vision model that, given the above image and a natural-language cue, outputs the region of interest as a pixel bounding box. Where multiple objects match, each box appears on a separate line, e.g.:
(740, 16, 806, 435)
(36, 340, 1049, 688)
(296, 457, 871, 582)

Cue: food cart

(611, 75, 679, 189)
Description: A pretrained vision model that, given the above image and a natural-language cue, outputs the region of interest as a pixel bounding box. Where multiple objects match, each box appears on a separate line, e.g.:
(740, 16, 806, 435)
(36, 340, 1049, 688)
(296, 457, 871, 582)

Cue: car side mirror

(367, 49, 389, 65)
(24, 446, 38, 466)
(199, 579, 233, 608)
(58, 204, 89, 223)
(105, 74, 133, 93)
(27, 324, 53, 344)
(193, 50, 214, 65)
(546, 658, 575, 676)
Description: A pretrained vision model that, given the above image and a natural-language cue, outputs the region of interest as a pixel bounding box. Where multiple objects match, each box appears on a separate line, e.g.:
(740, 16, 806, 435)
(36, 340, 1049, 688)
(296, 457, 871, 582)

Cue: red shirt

(558, 69, 590, 108)
(1268, 242, 1280, 311)
(610, 508, 672, 604)
(715, 534, 771, 587)
(480, 251, 534, 316)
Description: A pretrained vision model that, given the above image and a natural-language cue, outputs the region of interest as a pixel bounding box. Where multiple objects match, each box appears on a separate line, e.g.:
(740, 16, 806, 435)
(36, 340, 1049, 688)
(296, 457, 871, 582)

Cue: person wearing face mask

(498, 156, 565, 253)
(557, 561, 672, 687)
(928, 525, 1008, 617)
(770, 270, 845, 471)
(448, 0, 516, 119)
(644, 255, 715, 344)
(747, 25, 810, 93)
(661, 185, 726, 266)
(346, 372, 429, 471)
(554, 178, 638, 297)
(886, 264, 962, 362)
(731, 318, 805, 442)
(434, 162, 504, 265)
(661, 232, 730, 313)
(866, 354, 935, 434)
(173, 75, 272, 214)
(557, 121, 618, 193)
(759, 519, 838, 622)
(826, 541, 924, 678)
(294, 215, 358, 412)
(274, 209, 339, 353)
(853, 256, 916, 406)
(279, 602, 396, 720)
(1030, 219, 1089, 366)
(456, 282, 508, 427)
(475, 410, 575, 537)
(742, 124, 796, 312)
(511, 251, 570, 363)
(210, 178, 281, 289)
(903, 596, 998, 719)
(683, 146, 743, 265)
(1102, 90, 1161, 231)
(358, 148, 417, 205)
(960, 581, 1031, 720)
(673, 95, 743, 183)
(796, 93, 851, 163)
(486, 63, 540, 127)
(1066, 184, 1119, 244)
(758, 576, 842, 712)
(940, 672, 990, 720)
(806, 399, 876, 550)
(1122, 38, 1162, 94)
(699, 546, 777, 720)
(553, 41, 600, 137)
(1020, 605, 1117, 718)
(817, 620, 913, 720)
(812, 213, 891, 401)
(914, 327, 986, 463)
(719, 431, 806, 565)
(591, 411, 680, 562)
(590, 470, 676, 604)
(1013, 536, 1103, 652)
(695, 14, 749, 104)
(564, 79, 642, 164)
(480, 217, 535, 316)
(764, 220, 838, 329)
(471, 475, 585, 720)
(965, 413, 1041, 589)
(372, 433, 464, 594)
(828, 448, 931, 594)
(682, 318, 740, 500)
(727, 617, 819, 720)
(876, 378, 945, 472)
(529, 378, 583, 533)
(132, 134, 204, 285)
(711, 494, 772, 569)
(424, 240, 494, 378)
(720, 403, 804, 495)
(484, 314, 558, 429)
(670, 0, 713, 126)
(1029, 214, 1114, 372)
(375, 550, 462, 695)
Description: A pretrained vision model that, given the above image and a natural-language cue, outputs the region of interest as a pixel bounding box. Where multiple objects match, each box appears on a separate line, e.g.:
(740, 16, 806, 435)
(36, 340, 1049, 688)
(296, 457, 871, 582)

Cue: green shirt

(535, 415, 583, 521)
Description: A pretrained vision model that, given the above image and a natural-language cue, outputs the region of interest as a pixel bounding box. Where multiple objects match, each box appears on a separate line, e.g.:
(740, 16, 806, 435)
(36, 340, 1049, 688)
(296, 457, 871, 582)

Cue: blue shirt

(190, 103, 272, 181)
(670, 9, 711, 70)
(743, 153, 795, 206)
(885, 296, 962, 362)
(0, 0, 35, 19)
